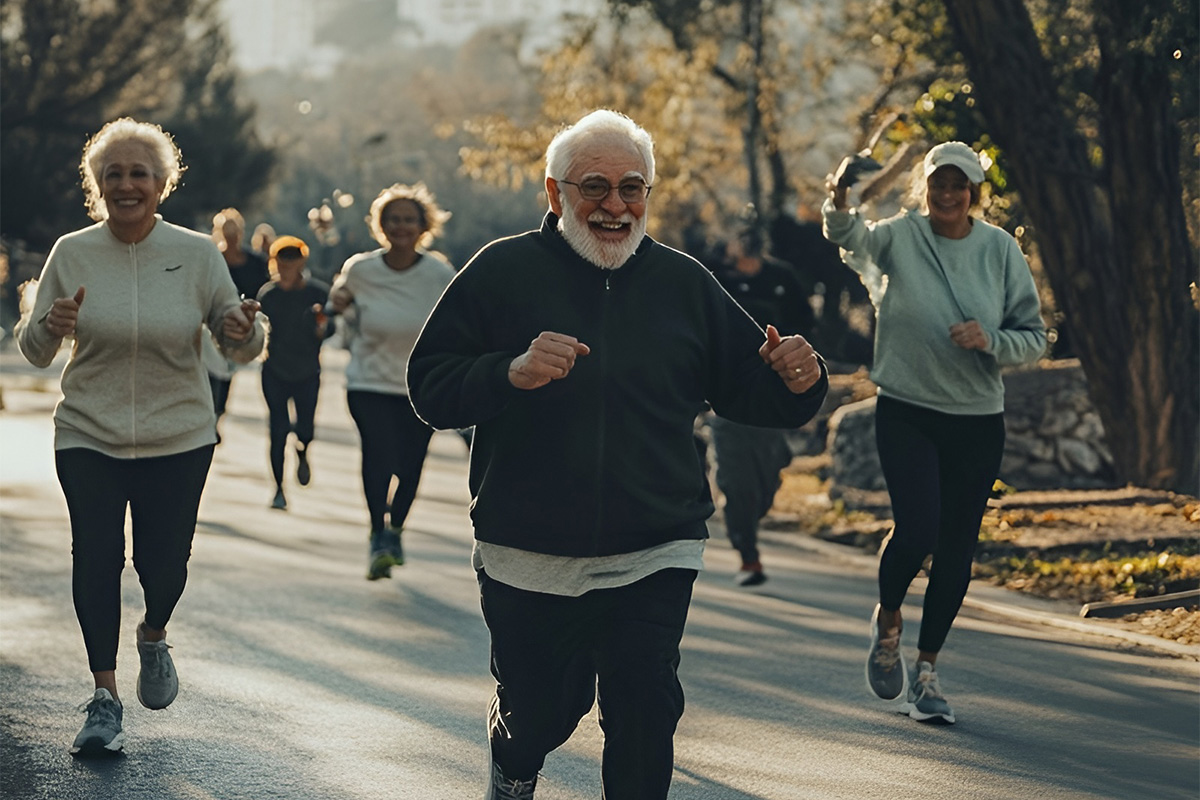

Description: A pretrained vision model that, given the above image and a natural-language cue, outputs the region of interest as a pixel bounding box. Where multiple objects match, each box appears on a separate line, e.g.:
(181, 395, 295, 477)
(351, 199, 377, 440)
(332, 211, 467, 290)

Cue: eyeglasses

(557, 177, 652, 204)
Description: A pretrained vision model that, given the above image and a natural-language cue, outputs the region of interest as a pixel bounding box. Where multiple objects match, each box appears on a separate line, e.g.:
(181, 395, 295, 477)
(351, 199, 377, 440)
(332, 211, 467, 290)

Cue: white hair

(80, 118, 183, 221)
(545, 109, 655, 183)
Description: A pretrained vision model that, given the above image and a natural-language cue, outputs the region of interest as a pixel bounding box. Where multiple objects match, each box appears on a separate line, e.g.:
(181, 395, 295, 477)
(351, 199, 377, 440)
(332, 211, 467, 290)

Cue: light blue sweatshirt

(822, 198, 1046, 415)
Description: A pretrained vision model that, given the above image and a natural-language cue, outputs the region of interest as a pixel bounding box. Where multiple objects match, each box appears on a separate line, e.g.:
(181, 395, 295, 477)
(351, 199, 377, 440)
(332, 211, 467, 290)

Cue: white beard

(557, 194, 645, 270)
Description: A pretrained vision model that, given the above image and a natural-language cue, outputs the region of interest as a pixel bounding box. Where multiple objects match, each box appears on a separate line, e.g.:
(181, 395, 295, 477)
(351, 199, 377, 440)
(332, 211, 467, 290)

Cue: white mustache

(587, 212, 635, 224)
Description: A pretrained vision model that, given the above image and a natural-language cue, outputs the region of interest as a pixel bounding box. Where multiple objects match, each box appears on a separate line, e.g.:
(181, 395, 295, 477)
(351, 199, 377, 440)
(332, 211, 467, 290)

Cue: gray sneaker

(865, 604, 906, 701)
(485, 760, 537, 800)
(70, 688, 125, 756)
(136, 623, 179, 710)
(901, 660, 955, 724)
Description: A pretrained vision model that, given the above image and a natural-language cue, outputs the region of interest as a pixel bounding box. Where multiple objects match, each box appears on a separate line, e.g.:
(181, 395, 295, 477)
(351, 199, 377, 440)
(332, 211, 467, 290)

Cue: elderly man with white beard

(407, 109, 829, 800)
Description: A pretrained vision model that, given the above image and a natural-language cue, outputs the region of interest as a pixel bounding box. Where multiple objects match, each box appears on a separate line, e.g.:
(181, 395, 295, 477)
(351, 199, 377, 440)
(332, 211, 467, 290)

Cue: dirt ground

(770, 469, 1200, 648)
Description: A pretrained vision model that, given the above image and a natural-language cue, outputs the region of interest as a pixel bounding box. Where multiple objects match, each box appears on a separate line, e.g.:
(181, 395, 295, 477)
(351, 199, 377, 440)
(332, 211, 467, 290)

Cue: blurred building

(221, 0, 602, 74)
(395, 0, 601, 47)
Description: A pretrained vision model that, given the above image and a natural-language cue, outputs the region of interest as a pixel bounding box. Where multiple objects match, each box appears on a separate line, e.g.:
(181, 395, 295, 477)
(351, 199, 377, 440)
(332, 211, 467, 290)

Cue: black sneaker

(70, 688, 124, 756)
(865, 604, 907, 701)
(296, 447, 311, 486)
(486, 760, 537, 800)
(367, 529, 392, 580)
(382, 528, 404, 567)
(270, 488, 287, 511)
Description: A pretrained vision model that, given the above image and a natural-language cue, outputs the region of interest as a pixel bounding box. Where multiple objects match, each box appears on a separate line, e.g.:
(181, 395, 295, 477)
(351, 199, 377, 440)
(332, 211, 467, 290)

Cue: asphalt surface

(1, 348, 1197, 799)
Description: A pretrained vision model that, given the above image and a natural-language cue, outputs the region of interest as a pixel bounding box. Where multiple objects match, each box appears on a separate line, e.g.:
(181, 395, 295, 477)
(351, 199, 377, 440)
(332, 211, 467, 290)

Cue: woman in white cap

(822, 141, 1046, 723)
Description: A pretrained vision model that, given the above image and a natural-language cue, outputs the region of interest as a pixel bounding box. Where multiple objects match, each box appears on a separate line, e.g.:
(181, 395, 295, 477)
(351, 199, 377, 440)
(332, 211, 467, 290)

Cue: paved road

(1, 352, 1196, 799)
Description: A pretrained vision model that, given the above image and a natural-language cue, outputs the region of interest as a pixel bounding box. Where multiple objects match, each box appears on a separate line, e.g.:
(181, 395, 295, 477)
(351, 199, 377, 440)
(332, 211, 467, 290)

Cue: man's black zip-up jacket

(407, 213, 828, 558)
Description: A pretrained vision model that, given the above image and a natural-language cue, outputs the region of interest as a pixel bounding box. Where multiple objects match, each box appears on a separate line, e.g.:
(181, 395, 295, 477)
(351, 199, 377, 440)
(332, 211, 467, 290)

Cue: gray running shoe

(271, 487, 287, 510)
(485, 760, 537, 800)
(865, 604, 907, 701)
(136, 624, 179, 710)
(901, 660, 955, 724)
(70, 688, 125, 756)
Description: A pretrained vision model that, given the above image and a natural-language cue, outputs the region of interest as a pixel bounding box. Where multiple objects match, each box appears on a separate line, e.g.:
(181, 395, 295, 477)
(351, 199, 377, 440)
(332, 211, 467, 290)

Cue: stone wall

(826, 360, 1118, 493)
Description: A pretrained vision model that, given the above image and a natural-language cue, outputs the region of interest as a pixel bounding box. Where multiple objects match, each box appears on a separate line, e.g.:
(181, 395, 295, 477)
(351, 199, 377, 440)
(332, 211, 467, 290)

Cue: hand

(45, 286, 85, 339)
(508, 331, 590, 390)
(223, 298, 260, 342)
(825, 173, 849, 211)
(312, 303, 328, 334)
(950, 320, 990, 351)
(759, 324, 822, 394)
(328, 287, 353, 314)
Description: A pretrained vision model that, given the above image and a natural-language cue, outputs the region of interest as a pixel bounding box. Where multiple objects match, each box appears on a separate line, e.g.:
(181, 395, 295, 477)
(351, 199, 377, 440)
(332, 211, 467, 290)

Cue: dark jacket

(407, 213, 828, 557)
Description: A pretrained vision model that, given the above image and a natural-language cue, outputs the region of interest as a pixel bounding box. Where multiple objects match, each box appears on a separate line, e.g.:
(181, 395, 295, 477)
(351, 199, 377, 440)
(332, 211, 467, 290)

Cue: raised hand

(46, 286, 85, 339)
(223, 298, 260, 342)
(508, 331, 591, 390)
(759, 324, 821, 394)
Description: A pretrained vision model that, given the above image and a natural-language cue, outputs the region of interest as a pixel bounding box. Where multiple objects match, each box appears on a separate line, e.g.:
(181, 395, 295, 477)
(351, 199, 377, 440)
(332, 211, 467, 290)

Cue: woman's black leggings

(346, 390, 434, 533)
(261, 369, 320, 487)
(874, 396, 1005, 654)
(55, 445, 214, 673)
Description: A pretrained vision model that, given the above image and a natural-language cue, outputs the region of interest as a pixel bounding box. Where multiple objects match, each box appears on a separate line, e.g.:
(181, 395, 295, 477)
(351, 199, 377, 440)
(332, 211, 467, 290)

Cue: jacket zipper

(129, 242, 139, 455)
(593, 272, 612, 553)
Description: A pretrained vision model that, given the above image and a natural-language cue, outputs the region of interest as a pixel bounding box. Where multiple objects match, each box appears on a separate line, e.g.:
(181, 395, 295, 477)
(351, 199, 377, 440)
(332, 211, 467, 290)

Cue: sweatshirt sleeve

(14, 244, 68, 368)
(986, 237, 1047, 366)
(407, 255, 523, 430)
(205, 247, 265, 364)
(820, 197, 899, 269)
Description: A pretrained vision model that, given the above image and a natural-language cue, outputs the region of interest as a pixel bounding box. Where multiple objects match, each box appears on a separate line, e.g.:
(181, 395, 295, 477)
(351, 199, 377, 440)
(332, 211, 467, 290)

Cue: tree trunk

(743, 0, 764, 219)
(940, 0, 1199, 494)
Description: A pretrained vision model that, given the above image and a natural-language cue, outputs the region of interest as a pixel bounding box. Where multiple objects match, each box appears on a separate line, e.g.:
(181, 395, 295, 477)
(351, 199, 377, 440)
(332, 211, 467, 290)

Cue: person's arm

(704, 278, 828, 429)
(207, 249, 265, 363)
(989, 238, 1048, 365)
(407, 251, 525, 430)
(14, 245, 73, 368)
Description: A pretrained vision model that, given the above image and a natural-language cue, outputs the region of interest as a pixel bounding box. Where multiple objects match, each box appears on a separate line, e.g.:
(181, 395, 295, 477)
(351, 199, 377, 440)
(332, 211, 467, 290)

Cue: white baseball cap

(924, 141, 986, 184)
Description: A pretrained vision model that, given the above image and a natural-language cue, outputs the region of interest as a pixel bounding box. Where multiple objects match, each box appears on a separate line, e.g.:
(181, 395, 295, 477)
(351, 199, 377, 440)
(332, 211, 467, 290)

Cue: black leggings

(55, 445, 214, 673)
(874, 396, 1005, 654)
(261, 369, 320, 487)
(345, 390, 433, 533)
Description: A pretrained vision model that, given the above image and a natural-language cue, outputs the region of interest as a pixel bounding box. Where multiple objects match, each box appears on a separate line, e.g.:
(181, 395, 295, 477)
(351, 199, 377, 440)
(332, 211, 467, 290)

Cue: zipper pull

(605, 274, 611, 291)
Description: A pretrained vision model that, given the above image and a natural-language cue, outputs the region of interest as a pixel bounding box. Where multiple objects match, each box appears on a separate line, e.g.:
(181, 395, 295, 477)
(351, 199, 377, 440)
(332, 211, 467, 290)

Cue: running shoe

(70, 688, 124, 756)
(382, 527, 404, 567)
(735, 566, 767, 587)
(367, 529, 393, 580)
(271, 487, 287, 510)
(486, 759, 537, 800)
(901, 660, 955, 724)
(865, 604, 907, 701)
(136, 623, 179, 710)
(296, 446, 311, 486)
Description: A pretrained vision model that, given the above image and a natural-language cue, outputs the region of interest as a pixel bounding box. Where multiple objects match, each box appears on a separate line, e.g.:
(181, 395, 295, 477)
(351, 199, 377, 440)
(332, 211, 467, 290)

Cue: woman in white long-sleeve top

(822, 141, 1046, 724)
(15, 118, 265, 756)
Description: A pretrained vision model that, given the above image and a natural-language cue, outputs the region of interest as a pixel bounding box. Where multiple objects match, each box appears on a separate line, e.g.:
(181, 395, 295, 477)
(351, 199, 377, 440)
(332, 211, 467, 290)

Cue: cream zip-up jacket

(16, 217, 265, 458)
